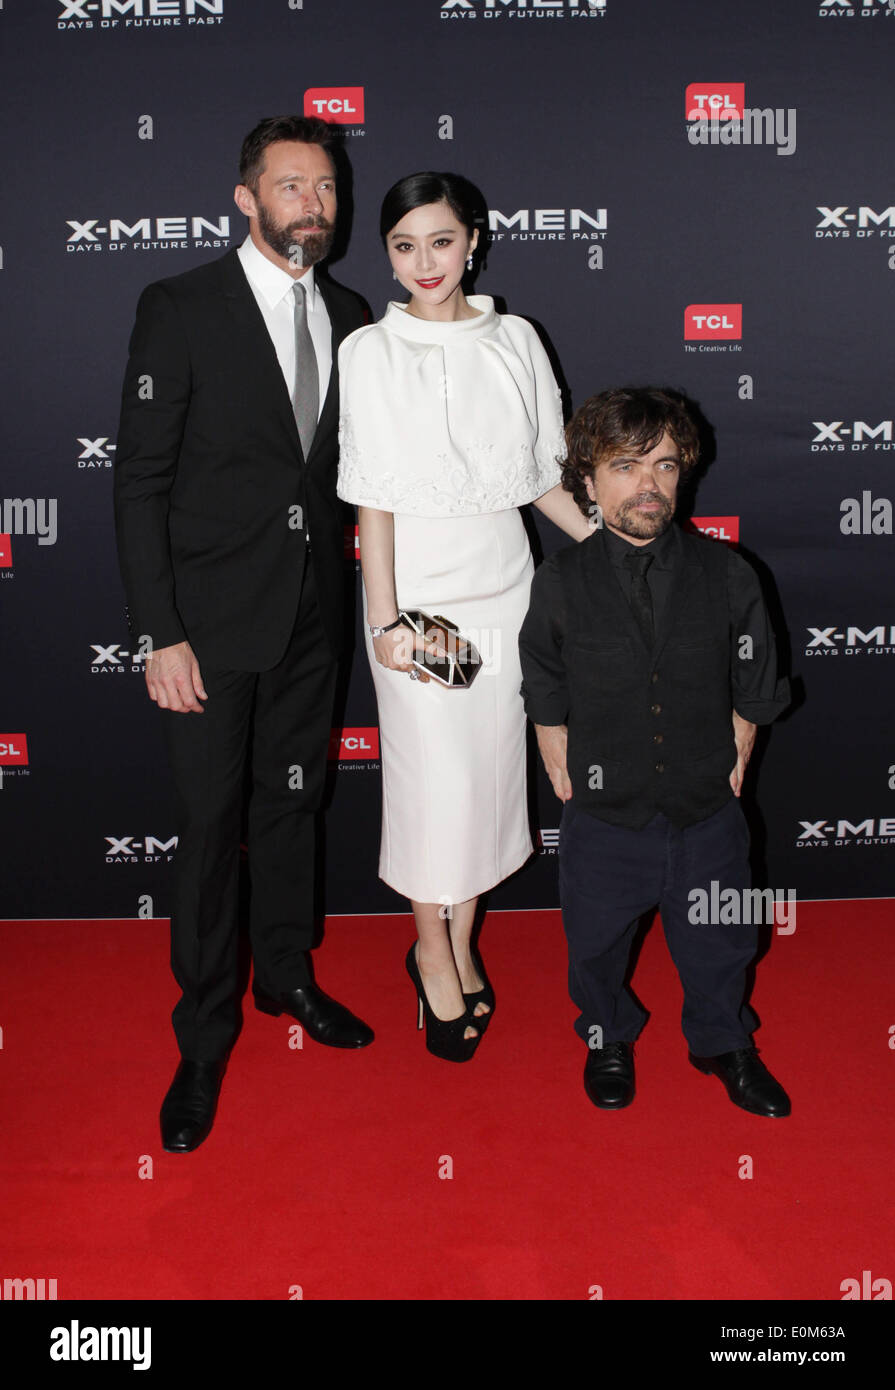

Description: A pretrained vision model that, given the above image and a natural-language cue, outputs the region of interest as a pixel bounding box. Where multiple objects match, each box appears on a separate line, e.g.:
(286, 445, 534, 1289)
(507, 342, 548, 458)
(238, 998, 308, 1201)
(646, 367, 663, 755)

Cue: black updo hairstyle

(379, 171, 487, 269)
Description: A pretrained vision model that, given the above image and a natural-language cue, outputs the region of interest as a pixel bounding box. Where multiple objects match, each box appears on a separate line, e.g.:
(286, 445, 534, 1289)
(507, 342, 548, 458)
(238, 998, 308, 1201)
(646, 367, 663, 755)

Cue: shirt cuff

(732, 677, 791, 725)
(521, 688, 569, 726)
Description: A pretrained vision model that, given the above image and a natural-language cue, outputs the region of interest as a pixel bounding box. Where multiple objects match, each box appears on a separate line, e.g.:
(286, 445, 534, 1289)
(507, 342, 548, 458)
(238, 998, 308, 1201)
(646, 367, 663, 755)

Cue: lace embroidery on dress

(338, 406, 565, 517)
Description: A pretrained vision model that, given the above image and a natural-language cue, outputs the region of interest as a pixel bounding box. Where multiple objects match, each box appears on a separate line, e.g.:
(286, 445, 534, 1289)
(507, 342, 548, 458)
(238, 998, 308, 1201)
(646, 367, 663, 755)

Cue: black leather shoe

(583, 1041, 635, 1109)
(689, 1047, 791, 1117)
(160, 1058, 227, 1153)
(254, 984, 374, 1048)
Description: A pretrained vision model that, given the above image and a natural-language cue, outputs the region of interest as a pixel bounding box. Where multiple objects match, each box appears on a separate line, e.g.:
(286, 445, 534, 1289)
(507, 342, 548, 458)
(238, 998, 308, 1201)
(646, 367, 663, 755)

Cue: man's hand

(730, 710, 757, 797)
(145, 640, 207, 713)
(535, 723, 572, 802)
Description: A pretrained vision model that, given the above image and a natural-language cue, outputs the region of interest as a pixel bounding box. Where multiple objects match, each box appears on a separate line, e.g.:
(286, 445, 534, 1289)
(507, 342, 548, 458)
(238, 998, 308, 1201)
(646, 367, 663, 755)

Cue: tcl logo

(688, 516, 740, 543)
(685, 83, 745, 120)
(304, 88, 364, 123)
(328, 727, 379, 760)
(685, 304, 742, 340)
(0, 735, 29, 765)
(343, 524, 360, 562)
(0, 534, 11, 567)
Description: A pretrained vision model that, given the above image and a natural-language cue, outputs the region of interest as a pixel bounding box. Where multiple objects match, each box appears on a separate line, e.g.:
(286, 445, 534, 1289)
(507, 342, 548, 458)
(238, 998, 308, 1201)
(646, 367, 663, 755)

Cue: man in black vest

(519, 387, 791, 1116)
(115, 117, 373, 1153)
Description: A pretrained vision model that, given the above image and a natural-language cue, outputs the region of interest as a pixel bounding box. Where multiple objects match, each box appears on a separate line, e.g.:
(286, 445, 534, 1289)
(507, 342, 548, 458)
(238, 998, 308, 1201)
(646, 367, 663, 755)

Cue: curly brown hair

(561, 387, 701, 516)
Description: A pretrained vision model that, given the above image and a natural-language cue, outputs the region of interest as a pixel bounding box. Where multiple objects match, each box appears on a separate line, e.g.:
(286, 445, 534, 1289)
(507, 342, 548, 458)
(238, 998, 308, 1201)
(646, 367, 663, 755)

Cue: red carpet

(1, 902, 892, 1300)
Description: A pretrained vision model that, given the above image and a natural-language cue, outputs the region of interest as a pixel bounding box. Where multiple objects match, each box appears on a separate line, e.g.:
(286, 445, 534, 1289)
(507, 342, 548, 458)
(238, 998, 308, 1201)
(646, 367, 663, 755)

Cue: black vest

(556, 525, 735, 828)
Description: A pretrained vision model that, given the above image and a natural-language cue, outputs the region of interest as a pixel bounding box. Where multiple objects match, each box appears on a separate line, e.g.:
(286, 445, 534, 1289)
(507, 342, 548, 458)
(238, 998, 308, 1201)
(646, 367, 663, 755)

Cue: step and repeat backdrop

(1, 0, 893, 919)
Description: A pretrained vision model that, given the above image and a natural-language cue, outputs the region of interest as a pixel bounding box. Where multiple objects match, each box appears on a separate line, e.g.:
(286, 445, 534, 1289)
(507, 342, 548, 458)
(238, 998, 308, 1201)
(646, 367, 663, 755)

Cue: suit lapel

(218, 253, 358, 471)
(219, 249, 304, 461)
(311, 275, 354, 462)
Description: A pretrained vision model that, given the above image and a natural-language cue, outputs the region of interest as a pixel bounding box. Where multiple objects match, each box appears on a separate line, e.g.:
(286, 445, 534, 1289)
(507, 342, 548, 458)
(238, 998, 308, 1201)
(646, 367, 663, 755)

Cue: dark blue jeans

(558, 797, 759, 1056)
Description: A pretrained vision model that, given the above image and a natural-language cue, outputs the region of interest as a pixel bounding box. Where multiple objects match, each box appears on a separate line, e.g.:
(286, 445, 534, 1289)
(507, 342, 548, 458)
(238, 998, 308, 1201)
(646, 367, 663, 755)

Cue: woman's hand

(373, 623, 419, 674)
(372, 624, 446, 682)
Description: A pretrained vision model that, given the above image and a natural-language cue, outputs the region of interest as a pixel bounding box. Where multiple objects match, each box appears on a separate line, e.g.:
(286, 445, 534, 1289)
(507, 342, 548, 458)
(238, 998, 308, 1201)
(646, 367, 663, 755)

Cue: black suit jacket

(114, 247, 365, 670)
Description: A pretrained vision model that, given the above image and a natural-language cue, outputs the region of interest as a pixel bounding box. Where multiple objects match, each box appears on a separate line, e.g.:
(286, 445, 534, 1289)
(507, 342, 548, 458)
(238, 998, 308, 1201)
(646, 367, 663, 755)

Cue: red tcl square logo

(688, 516, 740, 543)
(685, 304, 742, 340)
(304, 88, 365, 123)
(329, 727, 379, 761)
(685, 84, 745, 120)
(0, 735, 28, 765)
(0, 534, 11, 567)
(344, 524, 359, 562)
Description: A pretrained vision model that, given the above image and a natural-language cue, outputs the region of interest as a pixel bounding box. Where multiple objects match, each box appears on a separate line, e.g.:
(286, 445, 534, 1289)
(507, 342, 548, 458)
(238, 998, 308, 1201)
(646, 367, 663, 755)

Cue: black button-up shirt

(603, 523, 677, 632)
(520, 525, 790, 729)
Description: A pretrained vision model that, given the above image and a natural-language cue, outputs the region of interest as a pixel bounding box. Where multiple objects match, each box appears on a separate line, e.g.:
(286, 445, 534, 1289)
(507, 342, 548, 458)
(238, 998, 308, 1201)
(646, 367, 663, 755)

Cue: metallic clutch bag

(398, 609, 483, 688)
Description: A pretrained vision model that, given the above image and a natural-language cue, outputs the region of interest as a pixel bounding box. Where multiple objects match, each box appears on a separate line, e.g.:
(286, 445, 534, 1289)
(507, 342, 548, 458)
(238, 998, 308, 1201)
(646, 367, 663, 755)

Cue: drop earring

(393, 270, 398, 280)
(466, 255, 474, 271)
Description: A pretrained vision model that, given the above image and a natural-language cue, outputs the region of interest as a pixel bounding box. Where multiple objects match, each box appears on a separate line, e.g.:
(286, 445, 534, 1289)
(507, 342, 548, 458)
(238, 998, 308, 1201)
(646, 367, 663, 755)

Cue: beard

(256, 199, 335, 268)
(611, 491, 676, 540)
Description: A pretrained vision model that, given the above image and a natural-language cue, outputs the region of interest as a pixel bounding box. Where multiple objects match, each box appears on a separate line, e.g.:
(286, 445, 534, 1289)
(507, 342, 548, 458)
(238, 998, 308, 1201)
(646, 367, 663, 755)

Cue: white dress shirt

(237, 233, 331, 420)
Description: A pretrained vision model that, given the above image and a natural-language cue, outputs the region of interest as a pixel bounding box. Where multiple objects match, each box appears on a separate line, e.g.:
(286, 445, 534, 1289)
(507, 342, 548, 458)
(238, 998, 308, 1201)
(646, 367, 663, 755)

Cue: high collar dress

(337, 295, 565, 903)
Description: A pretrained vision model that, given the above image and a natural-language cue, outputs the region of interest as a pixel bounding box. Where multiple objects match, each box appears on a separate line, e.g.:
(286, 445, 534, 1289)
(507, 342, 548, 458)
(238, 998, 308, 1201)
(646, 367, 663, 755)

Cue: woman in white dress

(337, 172, 592, 1060)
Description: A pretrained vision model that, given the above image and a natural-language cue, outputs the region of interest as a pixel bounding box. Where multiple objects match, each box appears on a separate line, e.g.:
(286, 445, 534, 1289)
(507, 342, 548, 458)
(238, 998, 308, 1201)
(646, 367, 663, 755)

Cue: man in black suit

(114, 116, 372, 1153)
(519, 387, 791, 1117)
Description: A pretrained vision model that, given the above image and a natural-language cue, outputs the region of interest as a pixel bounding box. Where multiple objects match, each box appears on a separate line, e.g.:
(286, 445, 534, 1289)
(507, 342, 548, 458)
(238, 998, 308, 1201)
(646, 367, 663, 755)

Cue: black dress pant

(161, 562, 337, 1060)
(558, 796, 759, 1056)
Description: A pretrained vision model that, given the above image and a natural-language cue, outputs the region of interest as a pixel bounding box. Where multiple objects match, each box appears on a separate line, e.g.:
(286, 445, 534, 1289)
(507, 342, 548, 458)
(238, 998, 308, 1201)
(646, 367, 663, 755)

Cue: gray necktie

(292, 280, 318, 459)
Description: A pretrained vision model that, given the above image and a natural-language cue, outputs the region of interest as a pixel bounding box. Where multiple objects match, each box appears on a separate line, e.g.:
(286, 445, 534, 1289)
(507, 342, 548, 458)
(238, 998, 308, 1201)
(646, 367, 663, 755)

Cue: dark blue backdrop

(2, 0, 893, 919)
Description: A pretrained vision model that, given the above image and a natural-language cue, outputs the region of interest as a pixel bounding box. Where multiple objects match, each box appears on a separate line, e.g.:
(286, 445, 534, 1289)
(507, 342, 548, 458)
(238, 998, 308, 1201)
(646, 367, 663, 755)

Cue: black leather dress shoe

(689, 1047, 791, 1117)
(254, 984, 374, 1048)
(583, 1041, 635, 1109)
(160, 1058, 227, 1153)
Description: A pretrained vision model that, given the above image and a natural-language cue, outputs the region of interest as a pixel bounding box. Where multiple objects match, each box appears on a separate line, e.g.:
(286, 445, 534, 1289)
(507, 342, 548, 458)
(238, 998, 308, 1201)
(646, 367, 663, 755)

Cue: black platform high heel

(405, 944, 481, 1063)
(462, 951, 495, 1032)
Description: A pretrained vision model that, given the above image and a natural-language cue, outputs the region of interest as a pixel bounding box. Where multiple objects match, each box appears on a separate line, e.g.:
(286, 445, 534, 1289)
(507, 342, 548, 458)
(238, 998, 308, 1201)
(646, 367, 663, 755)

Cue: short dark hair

(562, 386, 701, 516)
(238, 116, 341, 194)
(379, 171, 487, 247)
